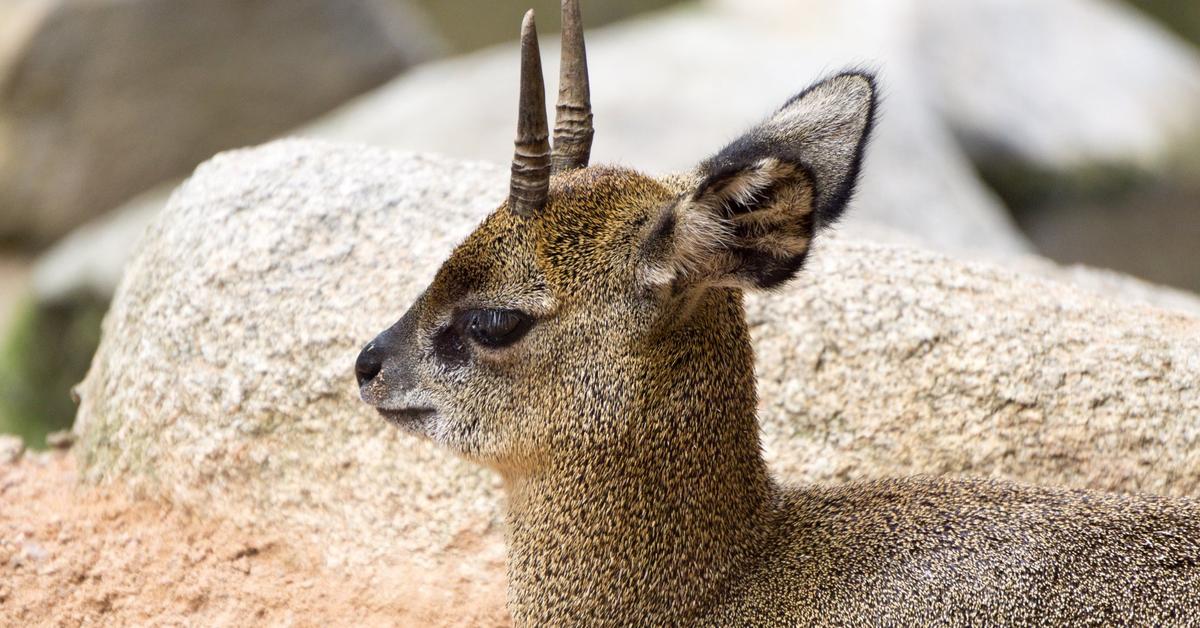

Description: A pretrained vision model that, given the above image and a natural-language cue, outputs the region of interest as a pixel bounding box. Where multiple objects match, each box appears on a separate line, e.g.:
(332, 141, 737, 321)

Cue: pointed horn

(551, 0, 593, 173)
(509, 10, 551, 218)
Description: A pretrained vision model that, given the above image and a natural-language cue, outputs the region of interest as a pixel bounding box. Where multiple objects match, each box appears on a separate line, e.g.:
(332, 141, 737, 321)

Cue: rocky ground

(0, 451, 509, 627)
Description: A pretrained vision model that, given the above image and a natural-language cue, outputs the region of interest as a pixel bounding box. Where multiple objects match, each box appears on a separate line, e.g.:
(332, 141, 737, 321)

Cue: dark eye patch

(433, 324, 470, 367)
(458, 309, 535, 349)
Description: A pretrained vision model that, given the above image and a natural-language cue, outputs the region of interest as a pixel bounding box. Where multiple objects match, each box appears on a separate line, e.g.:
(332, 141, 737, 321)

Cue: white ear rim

(759, 72, 876, 218)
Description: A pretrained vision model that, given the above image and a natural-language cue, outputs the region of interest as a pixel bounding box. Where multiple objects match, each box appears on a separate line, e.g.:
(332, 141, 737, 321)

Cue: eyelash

(458, 309, 535, 349)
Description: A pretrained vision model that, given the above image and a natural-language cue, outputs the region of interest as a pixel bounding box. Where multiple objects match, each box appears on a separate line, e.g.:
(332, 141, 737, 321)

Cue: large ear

(641, 72, 877, 292)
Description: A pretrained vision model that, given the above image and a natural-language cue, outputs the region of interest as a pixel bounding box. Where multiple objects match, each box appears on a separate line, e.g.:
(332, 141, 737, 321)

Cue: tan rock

(75, 141, 1200, 575)
(0, 434, 24, 464)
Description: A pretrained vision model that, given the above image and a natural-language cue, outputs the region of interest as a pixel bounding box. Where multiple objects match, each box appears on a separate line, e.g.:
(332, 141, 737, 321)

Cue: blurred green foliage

(0, 295, 106, 449)
(979, 159, 1152, 214)
(1126, 0, 1200, 45)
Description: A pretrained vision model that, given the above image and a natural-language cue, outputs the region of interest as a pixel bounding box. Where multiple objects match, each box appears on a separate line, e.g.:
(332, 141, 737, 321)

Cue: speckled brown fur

(357, 70, 1200, 626)
(711, 478, 1200, 625)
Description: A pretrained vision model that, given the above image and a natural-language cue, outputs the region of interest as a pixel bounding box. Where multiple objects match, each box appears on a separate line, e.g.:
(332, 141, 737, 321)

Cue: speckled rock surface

(75, 141, 1200, 572)
(756, 242, 1200, 497)
(75, 142, 508, 570)
(0, 434, 24, 464)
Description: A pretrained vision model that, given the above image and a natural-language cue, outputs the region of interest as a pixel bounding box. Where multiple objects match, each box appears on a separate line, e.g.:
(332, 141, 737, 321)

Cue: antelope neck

(502, 299, 776, 625)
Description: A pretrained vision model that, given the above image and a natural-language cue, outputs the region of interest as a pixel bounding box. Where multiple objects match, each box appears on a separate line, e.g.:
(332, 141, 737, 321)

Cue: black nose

(355, 343, 383, 386)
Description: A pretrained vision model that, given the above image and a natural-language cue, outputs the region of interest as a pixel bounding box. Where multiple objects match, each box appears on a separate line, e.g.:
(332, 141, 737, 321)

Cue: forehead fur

(435, 166, 672, 304)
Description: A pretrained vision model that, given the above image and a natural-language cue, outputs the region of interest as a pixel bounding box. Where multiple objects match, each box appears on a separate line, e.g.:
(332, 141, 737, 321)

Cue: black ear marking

(640, 71, 877, 294)
(735, 247, 811, 290)
(638, 202, 677, 261)
(650, 207, 677, 245)
(708, 71, 878, 228)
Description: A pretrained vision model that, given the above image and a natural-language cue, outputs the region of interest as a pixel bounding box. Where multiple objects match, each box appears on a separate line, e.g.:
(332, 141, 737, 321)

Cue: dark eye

(459, 309, 534, 348)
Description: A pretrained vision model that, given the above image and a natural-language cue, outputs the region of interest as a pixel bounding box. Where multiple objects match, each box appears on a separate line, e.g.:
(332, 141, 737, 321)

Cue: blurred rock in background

(910, 0, 1200, 174)
(308, 0, 1200, 275)
(0, 0, 437, 246)
(905, 0, 1200, 293)
(409, 0, 683, 53)
(306, 1, 1031, 258)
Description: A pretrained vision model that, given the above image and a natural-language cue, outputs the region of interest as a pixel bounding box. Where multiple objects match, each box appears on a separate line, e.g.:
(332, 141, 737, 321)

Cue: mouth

(377, 407, 437, 429)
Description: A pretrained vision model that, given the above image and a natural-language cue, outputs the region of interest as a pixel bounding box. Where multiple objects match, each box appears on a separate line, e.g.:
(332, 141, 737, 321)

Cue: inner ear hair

(642, 158, 817, 292)
(695, 158, 794, 216)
